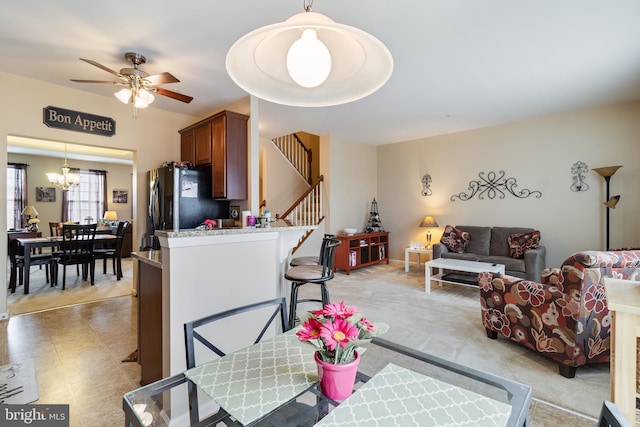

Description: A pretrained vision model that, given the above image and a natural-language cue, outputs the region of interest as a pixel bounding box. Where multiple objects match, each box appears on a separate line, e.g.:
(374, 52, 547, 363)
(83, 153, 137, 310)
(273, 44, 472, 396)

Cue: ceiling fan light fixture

(137, 88, 155, 105)
(115, 87, 132, 104)
(225, 6, 393, 107)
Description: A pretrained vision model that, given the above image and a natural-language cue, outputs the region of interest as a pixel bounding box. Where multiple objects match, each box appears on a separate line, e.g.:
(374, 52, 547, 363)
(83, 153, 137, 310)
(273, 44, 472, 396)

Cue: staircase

(276, 176, 324, 253)
(272, 133, 312, 185)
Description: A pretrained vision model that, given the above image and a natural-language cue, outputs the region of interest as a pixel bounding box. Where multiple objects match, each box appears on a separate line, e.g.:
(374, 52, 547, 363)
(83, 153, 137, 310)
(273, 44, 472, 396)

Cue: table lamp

(103, 211, 118, 225)
(419, 215, 439, 249)
(21, 205, 39, 226)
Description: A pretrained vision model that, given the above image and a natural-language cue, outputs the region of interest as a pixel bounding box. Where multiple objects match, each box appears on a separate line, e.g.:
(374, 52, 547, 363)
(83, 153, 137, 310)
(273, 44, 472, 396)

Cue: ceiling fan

(70, 52, 194, 109)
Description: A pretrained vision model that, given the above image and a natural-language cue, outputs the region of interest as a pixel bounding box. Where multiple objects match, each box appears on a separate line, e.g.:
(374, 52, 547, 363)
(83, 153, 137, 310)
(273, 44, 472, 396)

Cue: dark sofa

(432, 225, 546, 282)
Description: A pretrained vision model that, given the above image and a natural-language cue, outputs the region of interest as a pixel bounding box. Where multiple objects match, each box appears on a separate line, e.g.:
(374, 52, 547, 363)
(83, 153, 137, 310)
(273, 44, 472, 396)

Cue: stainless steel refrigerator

(145, 165, 229, 249)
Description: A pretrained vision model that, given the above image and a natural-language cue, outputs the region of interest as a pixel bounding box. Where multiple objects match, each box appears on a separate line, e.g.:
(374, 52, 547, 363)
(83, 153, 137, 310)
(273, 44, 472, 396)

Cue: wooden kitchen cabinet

(180, 129, 195, 164)
(194, 122, 212, 166)
(178, 110, 249, 199)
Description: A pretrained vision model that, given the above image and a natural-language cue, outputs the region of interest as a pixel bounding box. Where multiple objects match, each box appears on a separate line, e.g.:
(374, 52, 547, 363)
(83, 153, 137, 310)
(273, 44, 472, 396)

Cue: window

(63, 169, 107, 223)
(7, 163, 27, 230)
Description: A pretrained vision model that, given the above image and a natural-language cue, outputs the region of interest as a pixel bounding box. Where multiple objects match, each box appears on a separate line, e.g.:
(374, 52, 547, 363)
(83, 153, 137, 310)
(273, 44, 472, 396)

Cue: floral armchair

(479, 251, 640, 378)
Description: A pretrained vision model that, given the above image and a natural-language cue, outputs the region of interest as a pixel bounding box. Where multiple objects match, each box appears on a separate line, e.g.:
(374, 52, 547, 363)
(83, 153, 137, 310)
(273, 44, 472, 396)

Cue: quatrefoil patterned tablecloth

(185, 330, 318, 425)
(315, 363, 512, 427)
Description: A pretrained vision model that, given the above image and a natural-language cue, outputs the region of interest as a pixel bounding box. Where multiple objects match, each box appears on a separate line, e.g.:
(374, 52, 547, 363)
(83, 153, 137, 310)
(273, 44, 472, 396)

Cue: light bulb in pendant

(286, 28, 331, 88)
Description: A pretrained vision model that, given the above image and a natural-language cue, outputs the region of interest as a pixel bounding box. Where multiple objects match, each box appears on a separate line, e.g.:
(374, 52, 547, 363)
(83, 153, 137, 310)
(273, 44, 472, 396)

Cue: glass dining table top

(123, 333, 531, 427)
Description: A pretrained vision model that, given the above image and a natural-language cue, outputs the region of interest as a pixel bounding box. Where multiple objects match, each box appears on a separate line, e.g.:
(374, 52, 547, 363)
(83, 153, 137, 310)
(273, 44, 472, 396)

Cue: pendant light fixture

(225, 0, 394, 107)
(46, 144, 81, 191)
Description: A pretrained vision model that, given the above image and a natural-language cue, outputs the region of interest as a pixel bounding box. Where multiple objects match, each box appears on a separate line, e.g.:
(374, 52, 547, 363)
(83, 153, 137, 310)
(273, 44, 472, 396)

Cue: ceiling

(2, 1, 640, 149)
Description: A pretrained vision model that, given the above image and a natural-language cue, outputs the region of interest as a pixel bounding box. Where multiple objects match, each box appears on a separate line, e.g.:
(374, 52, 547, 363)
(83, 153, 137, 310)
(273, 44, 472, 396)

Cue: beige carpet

(301, 261, 610, 420)
(7, 258, 134, 316)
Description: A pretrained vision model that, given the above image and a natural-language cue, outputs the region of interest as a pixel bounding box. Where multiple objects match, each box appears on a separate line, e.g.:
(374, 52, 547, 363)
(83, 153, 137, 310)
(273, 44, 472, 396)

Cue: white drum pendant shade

(225, 11, 393, 107)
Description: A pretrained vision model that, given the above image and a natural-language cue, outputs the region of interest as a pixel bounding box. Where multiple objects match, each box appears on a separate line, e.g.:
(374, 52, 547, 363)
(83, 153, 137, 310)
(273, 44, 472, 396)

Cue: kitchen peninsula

(132, 224, 314, 383)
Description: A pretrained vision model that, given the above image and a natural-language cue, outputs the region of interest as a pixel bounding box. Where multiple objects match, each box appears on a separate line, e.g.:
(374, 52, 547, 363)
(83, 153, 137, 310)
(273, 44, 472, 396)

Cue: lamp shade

(226, 10, 393, 107)
(21, 206, 39, 217)
(419, 216, 438, 228)
(593, 165, 622, 178)
(103, 211, 118, 221)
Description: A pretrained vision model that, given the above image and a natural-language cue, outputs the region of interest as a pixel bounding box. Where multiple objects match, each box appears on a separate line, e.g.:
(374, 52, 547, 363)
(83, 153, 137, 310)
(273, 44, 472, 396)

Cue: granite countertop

(131, 250, 162, 268)
(156, 224, 315, 239)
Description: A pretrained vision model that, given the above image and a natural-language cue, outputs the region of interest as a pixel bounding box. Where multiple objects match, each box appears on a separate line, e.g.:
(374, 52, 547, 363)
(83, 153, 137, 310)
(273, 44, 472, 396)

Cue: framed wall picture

(36, 187, 56, 202)
(113, 189, 128, 204)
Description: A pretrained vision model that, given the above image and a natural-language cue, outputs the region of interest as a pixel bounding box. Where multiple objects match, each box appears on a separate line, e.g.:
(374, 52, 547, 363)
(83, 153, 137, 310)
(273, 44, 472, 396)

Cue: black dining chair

(597, 401, 632, 427)
(184, 298, 302, 426)
(57, 223, 97, 289)
(7, 232, 56, 293)
(92, 221, 129, 280)
(285, 237, 341, 329)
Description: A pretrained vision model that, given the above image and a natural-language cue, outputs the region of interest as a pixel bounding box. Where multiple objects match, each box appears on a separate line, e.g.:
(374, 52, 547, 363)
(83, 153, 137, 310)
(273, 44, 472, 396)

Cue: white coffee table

(424, 258, 505, 293)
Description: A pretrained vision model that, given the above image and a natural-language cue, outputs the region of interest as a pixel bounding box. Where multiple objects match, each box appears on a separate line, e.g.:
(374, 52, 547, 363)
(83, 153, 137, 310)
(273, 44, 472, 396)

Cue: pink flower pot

(315, 351, 360, 400)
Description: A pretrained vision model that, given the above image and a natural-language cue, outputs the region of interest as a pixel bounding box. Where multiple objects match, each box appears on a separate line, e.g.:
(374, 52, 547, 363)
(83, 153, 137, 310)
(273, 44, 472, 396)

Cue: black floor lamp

(592, 165, 622, 250)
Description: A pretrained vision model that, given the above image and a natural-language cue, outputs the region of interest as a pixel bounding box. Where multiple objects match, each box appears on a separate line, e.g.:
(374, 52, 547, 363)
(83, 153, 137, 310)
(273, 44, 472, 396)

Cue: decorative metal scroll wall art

(421, 173, 432, 196)
(450, 171, 542, 201)
(570, 161, 589, 192)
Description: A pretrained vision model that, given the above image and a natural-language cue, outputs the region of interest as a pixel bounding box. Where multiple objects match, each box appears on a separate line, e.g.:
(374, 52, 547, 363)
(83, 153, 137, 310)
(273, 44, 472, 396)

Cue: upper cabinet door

(194, 122, 212, 166)
(180, 129, 195, 165)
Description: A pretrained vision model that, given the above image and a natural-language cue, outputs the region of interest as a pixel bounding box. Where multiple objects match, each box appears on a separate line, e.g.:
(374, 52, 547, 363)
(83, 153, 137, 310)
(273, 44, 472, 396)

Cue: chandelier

(225, 0, 393, 107)
(46, 144, 81, 191)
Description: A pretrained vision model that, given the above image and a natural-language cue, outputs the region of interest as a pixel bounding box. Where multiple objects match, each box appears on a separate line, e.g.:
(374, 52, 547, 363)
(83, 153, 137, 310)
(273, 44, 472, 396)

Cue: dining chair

(57, 223, 97, 289)
(7, 233, 56, 293)
(597, 401, 632, 427)
(285, 238, 341, 329)
(92, 221, 129, 280)
(184, 297, 289, 425)
(289, 234, 336, 267)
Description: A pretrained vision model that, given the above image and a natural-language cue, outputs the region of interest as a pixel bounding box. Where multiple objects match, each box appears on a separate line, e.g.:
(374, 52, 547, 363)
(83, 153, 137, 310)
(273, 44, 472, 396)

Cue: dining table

(16, 234, 117, 294)
(123, 330, 532, 427)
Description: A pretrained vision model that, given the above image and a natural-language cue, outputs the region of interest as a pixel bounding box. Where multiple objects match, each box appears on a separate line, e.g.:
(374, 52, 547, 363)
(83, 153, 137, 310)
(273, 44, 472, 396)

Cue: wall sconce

(570, 161, 589, 192)
(421, 174, 432, 196)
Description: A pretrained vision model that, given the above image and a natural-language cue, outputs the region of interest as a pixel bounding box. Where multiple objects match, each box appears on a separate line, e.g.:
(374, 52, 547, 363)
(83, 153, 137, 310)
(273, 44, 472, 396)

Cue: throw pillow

(508, 231, 540, 258)
(440, 225, 471, 253)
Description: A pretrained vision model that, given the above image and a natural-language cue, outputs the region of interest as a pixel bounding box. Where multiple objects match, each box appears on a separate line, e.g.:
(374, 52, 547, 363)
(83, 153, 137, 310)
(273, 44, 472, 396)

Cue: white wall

(325, 135, 378, 236)
(0, 72, 195, 316)
(376, 101, 640, 267)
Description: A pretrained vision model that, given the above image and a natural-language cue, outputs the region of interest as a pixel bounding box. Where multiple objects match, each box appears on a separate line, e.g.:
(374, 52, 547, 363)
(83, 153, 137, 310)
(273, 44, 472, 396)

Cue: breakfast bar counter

(152, 224, 314, 377)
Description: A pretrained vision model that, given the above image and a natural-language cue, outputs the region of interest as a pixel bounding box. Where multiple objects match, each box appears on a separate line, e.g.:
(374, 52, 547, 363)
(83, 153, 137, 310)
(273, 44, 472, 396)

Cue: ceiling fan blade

(145, 72, 180, 85)
(79, 58, 122, 77)
(155, 87, 193, 103)
(70, 79, 119, 84)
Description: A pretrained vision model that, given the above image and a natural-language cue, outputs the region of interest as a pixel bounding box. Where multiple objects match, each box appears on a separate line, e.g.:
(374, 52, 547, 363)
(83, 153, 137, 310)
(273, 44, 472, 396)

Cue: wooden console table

(603, 277, 640, 425)
(334, 232, 389, 274)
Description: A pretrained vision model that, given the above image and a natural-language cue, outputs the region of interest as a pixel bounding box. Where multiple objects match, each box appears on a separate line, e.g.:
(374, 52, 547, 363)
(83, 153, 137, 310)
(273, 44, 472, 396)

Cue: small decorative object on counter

(297, 301, 389, 400)
(201, 219, 217, 230)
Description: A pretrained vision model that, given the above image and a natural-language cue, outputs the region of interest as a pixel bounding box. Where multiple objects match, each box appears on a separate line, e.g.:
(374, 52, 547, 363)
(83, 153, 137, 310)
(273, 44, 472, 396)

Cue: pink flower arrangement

(203, 219, 217, 230)
(296, 301, 388, 364)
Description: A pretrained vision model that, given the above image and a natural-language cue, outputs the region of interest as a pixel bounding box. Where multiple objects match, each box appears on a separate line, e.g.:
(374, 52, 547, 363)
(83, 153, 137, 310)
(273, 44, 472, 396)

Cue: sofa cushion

(440, 225, 470, 253)
(490, 227, 535, 257)
(508, 230, 540, 258)
(456, 226, 491, 256)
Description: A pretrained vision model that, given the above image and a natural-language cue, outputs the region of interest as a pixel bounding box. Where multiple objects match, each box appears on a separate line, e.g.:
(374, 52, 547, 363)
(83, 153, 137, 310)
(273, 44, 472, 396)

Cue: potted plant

(296, 301, 388, 399)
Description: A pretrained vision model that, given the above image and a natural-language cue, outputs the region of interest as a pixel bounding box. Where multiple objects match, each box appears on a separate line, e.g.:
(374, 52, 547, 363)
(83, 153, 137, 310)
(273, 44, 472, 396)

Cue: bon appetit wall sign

(43, 106, 115, 137)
